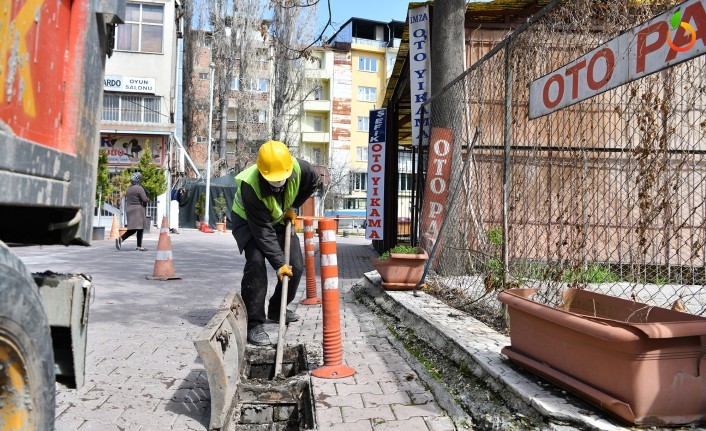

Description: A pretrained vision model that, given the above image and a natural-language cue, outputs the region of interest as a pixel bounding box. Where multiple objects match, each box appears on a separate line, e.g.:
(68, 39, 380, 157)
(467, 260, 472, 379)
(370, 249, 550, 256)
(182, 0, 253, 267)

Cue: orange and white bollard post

(311, 218, 355, 379)
(300, 218, 322, 305)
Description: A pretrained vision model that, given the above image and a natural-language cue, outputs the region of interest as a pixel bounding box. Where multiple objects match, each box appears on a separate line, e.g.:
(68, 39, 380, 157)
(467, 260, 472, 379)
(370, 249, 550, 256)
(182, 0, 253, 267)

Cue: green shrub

(195, 193, 206, 221)
(487, 227, 503, 246)
(378, 245, 421, 261)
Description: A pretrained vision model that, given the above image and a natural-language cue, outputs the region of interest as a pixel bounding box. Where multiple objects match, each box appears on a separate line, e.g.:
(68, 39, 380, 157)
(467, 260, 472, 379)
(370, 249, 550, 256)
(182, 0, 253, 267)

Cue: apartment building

(183, 28, 274, 176)
(327, 18, 404, 213)
(100, 0, 181, 224)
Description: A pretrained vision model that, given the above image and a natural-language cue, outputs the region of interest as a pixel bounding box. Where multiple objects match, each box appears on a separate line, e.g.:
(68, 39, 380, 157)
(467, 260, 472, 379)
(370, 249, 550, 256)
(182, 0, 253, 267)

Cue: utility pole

(431, 0, 466, 111)
(430, 0, 466, 176)
(205, 62, 215, 227)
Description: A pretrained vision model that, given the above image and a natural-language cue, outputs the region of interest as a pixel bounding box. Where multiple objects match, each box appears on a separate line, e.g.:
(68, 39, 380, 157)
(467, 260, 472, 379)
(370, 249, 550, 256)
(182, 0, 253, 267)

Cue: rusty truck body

(0, 0, 124, 428)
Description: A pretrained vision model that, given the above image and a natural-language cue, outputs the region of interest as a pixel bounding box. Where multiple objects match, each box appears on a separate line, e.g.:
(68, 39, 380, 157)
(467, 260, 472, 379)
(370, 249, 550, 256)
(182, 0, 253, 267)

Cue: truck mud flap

(194, 291, 247, 430)
(34, 272, 92, 389)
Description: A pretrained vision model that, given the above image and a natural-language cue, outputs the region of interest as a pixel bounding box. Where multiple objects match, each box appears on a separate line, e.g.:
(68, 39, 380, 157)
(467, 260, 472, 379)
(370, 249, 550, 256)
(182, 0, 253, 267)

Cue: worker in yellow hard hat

(231, 140, 319, 345)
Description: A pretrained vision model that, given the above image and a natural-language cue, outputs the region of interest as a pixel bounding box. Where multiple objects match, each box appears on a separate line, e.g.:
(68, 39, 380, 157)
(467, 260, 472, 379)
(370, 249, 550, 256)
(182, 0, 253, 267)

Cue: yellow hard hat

(256, 140, 293, 182)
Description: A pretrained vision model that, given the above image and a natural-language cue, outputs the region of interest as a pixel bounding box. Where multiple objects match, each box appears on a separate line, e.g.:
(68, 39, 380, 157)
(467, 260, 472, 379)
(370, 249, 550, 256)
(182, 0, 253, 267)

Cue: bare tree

(269, 2, 317, 148)
(319, 152, 349, 215)
(184, 0, 333, 177)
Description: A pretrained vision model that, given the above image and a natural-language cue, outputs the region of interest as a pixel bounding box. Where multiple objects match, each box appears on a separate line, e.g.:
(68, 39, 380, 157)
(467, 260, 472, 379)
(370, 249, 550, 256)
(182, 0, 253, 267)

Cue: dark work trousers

(241, 231, 303, 330)
(120, 229, 144, 247)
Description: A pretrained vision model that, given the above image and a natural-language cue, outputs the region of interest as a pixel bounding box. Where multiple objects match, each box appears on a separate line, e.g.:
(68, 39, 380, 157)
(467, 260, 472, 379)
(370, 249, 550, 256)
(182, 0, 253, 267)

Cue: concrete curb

(353, 271, 633, 431)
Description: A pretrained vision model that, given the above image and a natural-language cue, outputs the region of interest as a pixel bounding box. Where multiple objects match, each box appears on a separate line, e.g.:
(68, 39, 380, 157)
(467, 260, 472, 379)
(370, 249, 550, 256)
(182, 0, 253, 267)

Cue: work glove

(283, 208, 297, 223)
(278, 264, 293, 281)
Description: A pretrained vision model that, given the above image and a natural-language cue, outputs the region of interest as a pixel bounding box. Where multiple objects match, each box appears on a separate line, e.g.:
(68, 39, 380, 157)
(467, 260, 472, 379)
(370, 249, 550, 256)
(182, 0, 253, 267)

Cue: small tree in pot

(194, 193, 206, 229)
(212, 194, 228, 232)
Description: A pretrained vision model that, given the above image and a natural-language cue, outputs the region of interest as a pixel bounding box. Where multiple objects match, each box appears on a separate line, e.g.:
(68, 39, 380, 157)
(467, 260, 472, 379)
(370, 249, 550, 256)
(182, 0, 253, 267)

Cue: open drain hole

(236, 344, 315, 430)
(244, 344, 308, 380)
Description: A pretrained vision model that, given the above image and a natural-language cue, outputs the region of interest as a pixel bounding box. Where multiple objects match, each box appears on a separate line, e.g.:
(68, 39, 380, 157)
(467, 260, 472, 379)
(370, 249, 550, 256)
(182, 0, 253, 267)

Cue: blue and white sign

(366, 108, 386, 240)
(408, 5, 431, 147)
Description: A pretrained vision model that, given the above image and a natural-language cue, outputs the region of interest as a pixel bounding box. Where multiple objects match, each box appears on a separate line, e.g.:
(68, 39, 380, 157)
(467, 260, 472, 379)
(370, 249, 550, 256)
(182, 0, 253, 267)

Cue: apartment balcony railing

(301, 132, 330, 143)
(303, 99, 330, 112)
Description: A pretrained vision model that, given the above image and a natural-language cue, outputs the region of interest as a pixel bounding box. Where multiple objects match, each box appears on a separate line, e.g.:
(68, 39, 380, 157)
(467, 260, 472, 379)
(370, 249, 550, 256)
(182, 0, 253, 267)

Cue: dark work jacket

(232, 158, 318, 270)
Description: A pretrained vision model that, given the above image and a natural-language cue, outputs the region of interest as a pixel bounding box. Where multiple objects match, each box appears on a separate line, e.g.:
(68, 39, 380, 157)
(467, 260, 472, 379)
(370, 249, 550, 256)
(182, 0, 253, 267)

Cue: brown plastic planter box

(370, 249, 428, 290)
(498, 288, 706, 426)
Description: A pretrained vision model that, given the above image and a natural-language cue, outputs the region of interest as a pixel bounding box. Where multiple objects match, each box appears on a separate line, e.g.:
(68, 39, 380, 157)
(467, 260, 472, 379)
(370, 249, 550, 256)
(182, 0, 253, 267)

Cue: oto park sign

(529, 0, 706, 118)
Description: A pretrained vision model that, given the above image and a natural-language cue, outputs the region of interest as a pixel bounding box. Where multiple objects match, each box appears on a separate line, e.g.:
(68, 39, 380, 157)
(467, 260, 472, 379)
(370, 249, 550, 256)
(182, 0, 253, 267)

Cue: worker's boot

(247, 324, 271, 346)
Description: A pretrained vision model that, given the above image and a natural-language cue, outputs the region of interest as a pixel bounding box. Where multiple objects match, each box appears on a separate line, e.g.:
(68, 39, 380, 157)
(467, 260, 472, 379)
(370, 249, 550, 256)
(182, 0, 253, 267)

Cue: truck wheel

(0, 243, 55, 431)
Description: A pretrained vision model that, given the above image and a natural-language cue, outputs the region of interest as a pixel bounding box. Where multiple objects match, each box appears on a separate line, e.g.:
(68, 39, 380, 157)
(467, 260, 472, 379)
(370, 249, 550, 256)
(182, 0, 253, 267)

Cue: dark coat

(125, 184, 149, 230)
(232, 158, 318, 270)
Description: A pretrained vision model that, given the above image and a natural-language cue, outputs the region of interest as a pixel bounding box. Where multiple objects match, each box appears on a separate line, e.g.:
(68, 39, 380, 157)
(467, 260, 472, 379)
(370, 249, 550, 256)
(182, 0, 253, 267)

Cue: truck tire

(0, 242, 55, 431)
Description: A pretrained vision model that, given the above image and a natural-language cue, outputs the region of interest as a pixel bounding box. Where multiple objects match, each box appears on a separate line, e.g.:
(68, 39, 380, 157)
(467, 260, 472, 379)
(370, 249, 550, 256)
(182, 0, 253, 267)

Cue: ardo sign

(529, 0, 706, 118)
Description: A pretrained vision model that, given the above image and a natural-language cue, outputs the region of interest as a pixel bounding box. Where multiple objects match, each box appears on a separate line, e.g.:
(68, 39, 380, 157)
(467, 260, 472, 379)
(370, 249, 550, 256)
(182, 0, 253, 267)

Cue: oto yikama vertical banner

(366, 109, 386, 240)
(409, 5, 431, 147)
(420, 128, 453, 252)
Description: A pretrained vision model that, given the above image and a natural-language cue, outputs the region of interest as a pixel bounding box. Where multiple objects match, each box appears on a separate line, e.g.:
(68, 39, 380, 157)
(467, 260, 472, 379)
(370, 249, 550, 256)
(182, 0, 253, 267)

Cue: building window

(357, 116, 369, 132)
(230, 78, 239, 91)
(399, 173, 413, 191)
(351, 172, 367, 191)
(257, 110, 267, 124)
(399, 151, 413, 172)
(115, 3, 164, 53)
(257, 78, 268, 92)
(195, 103, 208, 111)
(357, 86, 376, 102)
(345, 198, 366, 209)
(356, 146, 367, 162)
(358, 56, 377, 72)
(314, 86, 323, 100)
(197, 136, 208, 143)
(199, 72, 209, 80)
(102, 93, 120, 121)
(312, 148, 322, 165)
(313, 116, 322, 132)
(102, 92, 162, 123)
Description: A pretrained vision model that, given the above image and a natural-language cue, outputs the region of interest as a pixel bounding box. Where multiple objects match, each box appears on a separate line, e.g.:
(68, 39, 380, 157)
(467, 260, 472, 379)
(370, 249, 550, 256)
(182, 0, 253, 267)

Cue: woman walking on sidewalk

(116, 172, 149, 251)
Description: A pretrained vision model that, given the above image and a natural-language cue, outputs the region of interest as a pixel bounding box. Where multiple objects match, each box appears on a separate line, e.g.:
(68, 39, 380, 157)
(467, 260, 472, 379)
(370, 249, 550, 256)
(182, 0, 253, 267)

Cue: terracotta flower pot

(498, 288, 706, 426)
(370, 248, 428, 290)
(215, 222, 226, 233)
(195, 221, 203, 230)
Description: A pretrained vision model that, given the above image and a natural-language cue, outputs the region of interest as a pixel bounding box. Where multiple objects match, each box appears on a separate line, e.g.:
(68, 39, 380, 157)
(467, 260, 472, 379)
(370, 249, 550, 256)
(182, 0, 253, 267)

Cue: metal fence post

(502, 39, 513, 287)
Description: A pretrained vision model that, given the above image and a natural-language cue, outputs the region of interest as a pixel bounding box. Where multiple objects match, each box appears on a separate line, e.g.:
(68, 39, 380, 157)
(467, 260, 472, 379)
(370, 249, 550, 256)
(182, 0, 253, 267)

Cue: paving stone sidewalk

(287, 236, 463, 430)
(13, 230, 463, 430)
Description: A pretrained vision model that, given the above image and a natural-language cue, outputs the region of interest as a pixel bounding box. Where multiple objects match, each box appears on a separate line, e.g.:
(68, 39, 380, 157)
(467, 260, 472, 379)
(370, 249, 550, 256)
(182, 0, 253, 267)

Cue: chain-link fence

(419, 0, 706, 319)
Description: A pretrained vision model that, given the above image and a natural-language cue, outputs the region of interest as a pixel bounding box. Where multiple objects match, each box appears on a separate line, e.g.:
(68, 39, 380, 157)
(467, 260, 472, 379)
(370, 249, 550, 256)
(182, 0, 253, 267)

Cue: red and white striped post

(311, 218, 355, 379)
(300, 218, 322, 305)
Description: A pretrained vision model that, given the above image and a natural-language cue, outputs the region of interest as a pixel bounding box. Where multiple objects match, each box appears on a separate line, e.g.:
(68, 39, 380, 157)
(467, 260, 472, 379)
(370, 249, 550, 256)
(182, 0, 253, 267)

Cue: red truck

(0, 0, 124, 428)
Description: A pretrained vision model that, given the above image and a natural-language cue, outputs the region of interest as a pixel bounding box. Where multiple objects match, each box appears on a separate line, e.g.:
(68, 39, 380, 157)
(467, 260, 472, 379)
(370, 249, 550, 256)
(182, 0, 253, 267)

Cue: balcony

(302, 132, 330, 143)
(303, 99, 330, 112)
(305, 68, 330, 80)
(352, 38, 387, 47)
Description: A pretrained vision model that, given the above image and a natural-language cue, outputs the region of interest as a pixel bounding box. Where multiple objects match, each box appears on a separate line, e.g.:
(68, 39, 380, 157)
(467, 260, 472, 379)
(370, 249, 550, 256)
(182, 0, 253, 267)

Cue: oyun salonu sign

(104, 75, 156, 94)
(409, 6, 431, 147)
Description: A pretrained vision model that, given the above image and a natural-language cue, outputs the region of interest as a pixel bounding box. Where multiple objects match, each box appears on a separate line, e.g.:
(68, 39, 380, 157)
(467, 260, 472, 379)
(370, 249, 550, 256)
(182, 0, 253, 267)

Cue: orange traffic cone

(147, 216, 181, 280)
(109, 215, 119, 239)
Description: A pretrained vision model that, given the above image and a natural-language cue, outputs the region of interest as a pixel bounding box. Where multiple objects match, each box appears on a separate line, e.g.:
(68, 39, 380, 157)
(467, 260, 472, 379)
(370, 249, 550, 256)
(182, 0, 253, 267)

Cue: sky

(317, 0, 411, 39)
